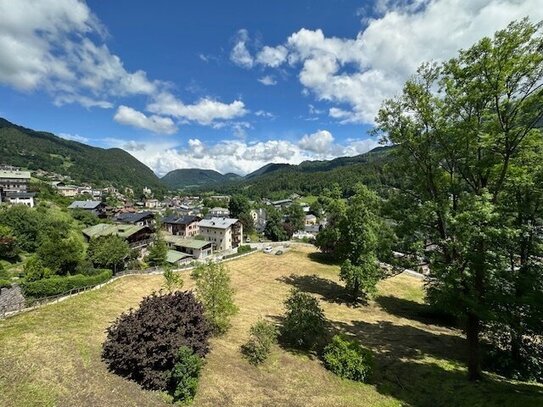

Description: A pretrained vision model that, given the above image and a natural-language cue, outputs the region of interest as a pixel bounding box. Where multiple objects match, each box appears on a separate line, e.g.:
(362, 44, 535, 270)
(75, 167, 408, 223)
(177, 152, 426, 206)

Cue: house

(166, 249, 193, 266)
(115, 211, 155, 227)
(68, 200, 107, 217)
(305, 214, 317, 226)
(56, 184, 79, 197)
(82, 223, 152, 248)
(0, 169, 34, 207)
(198, 217, 243, 251)
(164, 235, 213, 259)
(209, 207, 230, 217)
(162, 215, 200, 237)
(271, 199, 292, 209)
(144, 199, 160, 209)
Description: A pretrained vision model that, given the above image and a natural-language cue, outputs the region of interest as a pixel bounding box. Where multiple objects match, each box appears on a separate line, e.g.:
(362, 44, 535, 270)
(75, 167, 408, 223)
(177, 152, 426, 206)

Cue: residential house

(82, 223, 152, 249)
(209, 207, 230, 217)
(68, 200, 107, 217)
(144, 199, 160, 209)
(0, 169, 35, 207)
(166, 249, 193, 266)
(271, 199, 292, 209)
(164, 235, 213, 259)
(162, 215, 200, 237)
(305, 214, 317, 226)
(198, 217, 243, 251)
(115, 211, 155, 227)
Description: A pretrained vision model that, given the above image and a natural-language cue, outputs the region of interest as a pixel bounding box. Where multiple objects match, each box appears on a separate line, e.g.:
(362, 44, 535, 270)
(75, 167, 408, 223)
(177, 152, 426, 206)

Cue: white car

(263, 246, 273, 254)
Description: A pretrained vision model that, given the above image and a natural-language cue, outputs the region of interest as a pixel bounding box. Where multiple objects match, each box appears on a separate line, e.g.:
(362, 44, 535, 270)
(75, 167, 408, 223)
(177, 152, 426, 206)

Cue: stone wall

(0, 284, 25, 315)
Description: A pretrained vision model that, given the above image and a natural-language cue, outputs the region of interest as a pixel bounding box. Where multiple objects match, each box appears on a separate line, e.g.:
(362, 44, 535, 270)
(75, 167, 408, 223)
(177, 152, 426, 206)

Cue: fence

(0, 245, 264, 320)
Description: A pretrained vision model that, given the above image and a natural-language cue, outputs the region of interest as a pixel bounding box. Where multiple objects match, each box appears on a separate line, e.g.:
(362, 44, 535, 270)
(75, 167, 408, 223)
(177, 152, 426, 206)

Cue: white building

(0, 169, 34, 207)
(209, 207, 230, 217)
(198, 217, 243, 251)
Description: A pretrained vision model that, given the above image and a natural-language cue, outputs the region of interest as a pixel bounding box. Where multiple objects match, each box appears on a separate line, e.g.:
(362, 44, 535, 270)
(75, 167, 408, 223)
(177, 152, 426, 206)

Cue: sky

(0, 0, 542, 176)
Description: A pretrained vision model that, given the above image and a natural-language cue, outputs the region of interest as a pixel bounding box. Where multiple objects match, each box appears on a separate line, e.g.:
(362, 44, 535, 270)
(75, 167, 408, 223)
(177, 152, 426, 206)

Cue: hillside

(161, 168, 242, 189)
(207, 145, 396, 199)
(0, 118, 164, 193)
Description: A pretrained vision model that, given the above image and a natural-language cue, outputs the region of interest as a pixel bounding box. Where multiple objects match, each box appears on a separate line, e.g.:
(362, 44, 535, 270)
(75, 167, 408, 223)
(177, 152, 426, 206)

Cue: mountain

(245, 163, 292, 179)
(161, 168, 242, 189)
(0, 117, 164, 193)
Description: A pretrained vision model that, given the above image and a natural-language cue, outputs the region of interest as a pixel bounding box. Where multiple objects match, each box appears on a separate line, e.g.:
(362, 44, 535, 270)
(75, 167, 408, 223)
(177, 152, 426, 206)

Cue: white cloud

(257, 75, 277, 86)
(147, 93, 247, 125)
(298, 130, 335, 154)
(230, 29, 254, 68)
(234, 0, 543, 124)
(255, 110, 275, 118)
(113, 105, 177, 135)
(113, 131, 379, 176)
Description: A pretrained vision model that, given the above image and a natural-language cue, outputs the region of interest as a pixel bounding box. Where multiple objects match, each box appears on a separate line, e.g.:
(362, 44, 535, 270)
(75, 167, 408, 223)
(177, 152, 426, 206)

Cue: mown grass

(1, 246, 542, 406)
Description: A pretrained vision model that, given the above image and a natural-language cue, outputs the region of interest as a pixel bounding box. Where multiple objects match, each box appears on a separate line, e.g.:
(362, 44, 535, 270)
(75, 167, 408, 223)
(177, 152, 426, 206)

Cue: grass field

(1, 246, 542, 406)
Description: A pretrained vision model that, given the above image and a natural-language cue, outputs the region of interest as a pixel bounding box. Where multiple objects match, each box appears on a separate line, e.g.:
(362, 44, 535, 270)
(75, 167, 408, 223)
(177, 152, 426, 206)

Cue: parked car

(275, 250, 283, 256)
(263, 246, 273, 254)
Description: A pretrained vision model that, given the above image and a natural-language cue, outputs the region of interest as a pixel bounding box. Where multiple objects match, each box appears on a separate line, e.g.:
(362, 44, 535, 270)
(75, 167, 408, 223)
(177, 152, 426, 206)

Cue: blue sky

(0, 0, 541, 175)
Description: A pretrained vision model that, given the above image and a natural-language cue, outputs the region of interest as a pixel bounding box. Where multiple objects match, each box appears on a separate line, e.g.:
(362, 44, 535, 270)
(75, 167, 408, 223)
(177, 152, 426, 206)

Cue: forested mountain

(203, 146, 395, 199)
(161, 168, 242, 189)
(0, 118, 163, 192)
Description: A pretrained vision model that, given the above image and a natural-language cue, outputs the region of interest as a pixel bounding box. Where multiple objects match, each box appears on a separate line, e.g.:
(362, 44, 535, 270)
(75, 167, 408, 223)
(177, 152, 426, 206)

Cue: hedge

(21, 269, 113, 298)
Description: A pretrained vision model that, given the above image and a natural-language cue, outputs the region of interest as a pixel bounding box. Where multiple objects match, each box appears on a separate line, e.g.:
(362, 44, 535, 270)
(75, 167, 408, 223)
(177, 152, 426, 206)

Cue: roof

(0, 170, 31, 179)
(82, 223, 147, 239)
(271, 199, 292, 205)
(162, 215, 199, 225)
(210, 207, 229, 212)
(164, 235, 212, 249)
(116, 211, 154, 223)
(5, 192, 36, 198)
(305, 214, 317, 219)
(198, 217, 239, 229)
(68, 200, 103, 210)
(166, 250, 192, 263)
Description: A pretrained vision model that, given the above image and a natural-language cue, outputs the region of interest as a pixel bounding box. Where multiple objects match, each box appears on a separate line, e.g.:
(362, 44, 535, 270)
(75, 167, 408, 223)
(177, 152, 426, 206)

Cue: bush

(102, 291, 211, 390)
(0, 279, 12, 289)
(241, 320, 277, 365)
(237, 245, 253, 254)
(170, 346, 204, 404)
(21, 269, 112, 298)
(323, 335, 373, 382)
(280, 289, 326, 350)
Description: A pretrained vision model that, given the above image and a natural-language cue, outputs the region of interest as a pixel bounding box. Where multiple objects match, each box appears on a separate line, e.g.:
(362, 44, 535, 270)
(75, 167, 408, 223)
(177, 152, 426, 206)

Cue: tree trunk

(466, 311, 482, 381)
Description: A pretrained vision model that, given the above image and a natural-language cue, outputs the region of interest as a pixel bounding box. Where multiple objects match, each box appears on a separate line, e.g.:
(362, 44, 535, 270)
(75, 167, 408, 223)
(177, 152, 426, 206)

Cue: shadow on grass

(308, 252, 341, 266)
(277, 274, 365, 306)
(330, 319, 543, 406)
(375, 295, 458, 328)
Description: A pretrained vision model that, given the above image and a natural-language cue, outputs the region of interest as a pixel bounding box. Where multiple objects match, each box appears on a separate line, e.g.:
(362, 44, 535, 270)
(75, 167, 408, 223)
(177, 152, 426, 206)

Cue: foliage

(237, 245, 252, 254)
(323, 335, 373, 382)
(280, 289, 326, 350)
(170, 346, 204, 404)
(87, 235, 130, 273)
(102, 291, 211, 390)
(340, 259, 380, 300)
(241, 319, 278, 365)
(0, 225, 19, 260)
(0, 205, 42, 252)
(146, 234, 168, 267)
(162, 169, 240, 190)
(263, 207, 288, 242)
(229, 194, 251, 217)
(23, 256, 53, 282)
(71, 209, 100, 226)
(37, 236, 84, 276)
(21, 269, 112, 298)
(194, 262, 238, 335)
(162, 267, 184, 293)
(285, 203, 305, 232)
(374, 19, 543, 380)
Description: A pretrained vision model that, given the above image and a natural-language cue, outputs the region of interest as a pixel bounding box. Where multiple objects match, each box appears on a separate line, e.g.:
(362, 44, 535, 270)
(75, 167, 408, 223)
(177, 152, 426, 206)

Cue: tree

(0, 205, 41, 252)
(170, 346, 204, 403)
(37, 236, 84, 276)
(87, 235, 130, 273)
(264, 207, 288, 242)
(146, 233, 168, 267)
(241, 319, 278, 365)
(285, 203, 305, 232)
(162, 267, 184, 293)
(315, 194, 347, 256)
(23, 256, 53, 282)
(102, 291, 211, 391)
(374, 20, 543, 380)
(0, 225, 19, 260)
(193, 262, 238, 335)
(228, 194, 251, 217)
(336, 184, 382, 301)
(280, 289, 326, 350)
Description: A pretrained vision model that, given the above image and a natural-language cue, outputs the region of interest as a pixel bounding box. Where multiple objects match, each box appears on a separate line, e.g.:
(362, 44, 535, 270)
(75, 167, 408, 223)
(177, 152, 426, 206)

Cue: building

(271, 199, 292, 209)
(144, 199, 160, 209)
(305, 214, 317, 226)
(82, 223, 152, 249)
(209, 207, 230, 217)
(68, 200, 107, 217)
(0, 169, 34, 207)
(115, 211, 155, 227)
(164, 235, 213, 259)
(162, 215, 200, 237)
(250, 208, 267, 232)
(198, 217, 243, 251)
(166, 249, 193, 266)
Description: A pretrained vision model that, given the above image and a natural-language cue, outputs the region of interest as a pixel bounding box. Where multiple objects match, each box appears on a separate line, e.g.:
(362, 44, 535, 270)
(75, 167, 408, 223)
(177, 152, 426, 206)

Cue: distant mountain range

(0, 117, 164, 193)
(161, 168, 242, 189)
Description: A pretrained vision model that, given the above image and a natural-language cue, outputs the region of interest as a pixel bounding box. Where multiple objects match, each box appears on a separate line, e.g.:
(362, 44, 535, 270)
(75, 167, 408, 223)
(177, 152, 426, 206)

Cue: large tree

(375, 20, 543, 380)
(87, 235, 130, 273)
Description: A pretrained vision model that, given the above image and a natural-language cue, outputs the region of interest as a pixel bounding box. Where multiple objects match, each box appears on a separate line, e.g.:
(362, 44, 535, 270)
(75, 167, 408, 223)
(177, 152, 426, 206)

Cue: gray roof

(0, 170, 31, 179)
(5, 192, 36, 198)
(198, 217, 239, 229)
(164, 235, 213, 249)
(68, 200, 104, 209)
(116, 211, 154, 223)
(162, 215, 199, 225)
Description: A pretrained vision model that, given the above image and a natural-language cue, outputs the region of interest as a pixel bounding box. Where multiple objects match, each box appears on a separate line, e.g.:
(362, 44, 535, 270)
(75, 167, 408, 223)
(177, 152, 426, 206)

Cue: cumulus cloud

(233, 0, 543, 124)
(257, 75, 277, 86)
(113, 105, 177, 134)
(111, 131, 379, 176)
(230, 29, 254, 68)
